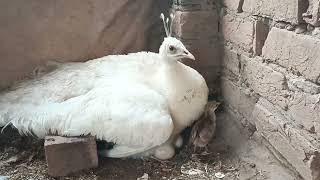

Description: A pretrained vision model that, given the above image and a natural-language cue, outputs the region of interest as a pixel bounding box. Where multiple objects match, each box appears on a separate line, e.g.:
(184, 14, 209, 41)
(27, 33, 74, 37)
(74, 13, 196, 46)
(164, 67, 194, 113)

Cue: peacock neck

(155, 58, 208, 137)
(161, 60, 185, 84)
(156, 56, 196, 97)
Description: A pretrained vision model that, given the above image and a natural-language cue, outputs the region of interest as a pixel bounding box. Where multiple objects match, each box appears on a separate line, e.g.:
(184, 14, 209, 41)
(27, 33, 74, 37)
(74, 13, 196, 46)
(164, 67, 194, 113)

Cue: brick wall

(220, 0, 320, 179)
(171, 0, 320, 179)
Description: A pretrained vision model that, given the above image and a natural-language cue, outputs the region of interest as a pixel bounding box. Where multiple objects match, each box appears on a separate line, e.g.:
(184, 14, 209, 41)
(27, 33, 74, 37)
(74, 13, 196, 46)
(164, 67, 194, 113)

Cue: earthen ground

(0, 111, 298, 180)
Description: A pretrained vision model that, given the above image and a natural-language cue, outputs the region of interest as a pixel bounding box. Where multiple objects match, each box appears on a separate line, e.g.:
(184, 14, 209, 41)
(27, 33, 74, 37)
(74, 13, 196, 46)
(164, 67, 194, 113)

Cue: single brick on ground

(44, 136, 98, 177)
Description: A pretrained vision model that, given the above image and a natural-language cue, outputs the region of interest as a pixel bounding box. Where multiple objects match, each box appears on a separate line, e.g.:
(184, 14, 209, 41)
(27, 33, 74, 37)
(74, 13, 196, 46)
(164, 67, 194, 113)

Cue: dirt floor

(0, 111, 299, 180)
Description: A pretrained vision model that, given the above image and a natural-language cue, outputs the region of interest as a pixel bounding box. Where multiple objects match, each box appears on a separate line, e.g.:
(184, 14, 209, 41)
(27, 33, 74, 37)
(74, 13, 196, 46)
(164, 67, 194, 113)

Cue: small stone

(285, 24, 295, 31)
(309, 126, 316, 134)
(286, 24, 294, 31)
(137, 173, 149, 180)
(249, 163, 256, 168)
(307, 24, 315, 31)
(215, 172, 226, 179)
(302, 13, 312, 19)
(45, 136, 98, 177)
(295, 25, 307, 34)
(274, 22, 286, 29)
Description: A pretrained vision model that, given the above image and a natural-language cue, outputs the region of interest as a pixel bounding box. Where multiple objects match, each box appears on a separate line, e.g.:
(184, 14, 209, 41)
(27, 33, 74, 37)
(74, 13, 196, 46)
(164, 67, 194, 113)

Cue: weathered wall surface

(219, 0, 320, 179)
(170, 1, 320, 178)
(0, 0, 168, 89)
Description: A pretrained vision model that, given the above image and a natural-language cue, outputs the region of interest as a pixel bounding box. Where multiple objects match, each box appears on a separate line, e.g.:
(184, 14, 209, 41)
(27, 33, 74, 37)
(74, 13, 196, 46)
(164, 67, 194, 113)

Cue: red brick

(45, 136, 98, 177)
(263, 28, 320, 84)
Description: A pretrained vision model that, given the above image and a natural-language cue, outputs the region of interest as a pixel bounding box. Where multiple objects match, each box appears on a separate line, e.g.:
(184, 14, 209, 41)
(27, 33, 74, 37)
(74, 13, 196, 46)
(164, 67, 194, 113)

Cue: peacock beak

(183, 49, 195, 60)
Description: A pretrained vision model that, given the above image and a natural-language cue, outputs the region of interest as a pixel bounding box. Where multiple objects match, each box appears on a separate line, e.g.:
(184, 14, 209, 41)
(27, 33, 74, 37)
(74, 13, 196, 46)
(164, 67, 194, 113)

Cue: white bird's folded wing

(4, 81, 173, 157)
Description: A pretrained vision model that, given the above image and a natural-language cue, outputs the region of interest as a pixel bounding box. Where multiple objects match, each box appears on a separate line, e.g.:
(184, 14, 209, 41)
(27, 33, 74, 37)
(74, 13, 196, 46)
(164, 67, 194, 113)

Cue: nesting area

(0, 0, 320, 179)
(0, 112, 296, 180)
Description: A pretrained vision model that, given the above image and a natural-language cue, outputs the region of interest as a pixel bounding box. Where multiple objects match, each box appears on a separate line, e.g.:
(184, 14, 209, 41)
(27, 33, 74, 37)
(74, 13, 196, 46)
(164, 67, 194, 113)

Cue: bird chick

(189, 101, 220, 148)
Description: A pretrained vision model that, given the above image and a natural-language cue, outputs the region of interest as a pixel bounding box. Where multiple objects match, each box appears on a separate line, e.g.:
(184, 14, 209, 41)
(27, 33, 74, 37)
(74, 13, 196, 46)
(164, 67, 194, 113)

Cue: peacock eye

(169, 45, 176, 52)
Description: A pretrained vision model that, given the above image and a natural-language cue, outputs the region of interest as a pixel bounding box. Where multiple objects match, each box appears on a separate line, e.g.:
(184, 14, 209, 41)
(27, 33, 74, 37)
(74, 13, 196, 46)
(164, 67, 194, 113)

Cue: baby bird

(189, 101, 220, 148)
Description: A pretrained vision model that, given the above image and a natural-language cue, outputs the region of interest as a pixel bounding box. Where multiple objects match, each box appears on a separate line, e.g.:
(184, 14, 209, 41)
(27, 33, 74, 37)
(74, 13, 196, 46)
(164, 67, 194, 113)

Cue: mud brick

(253, 99, 319, 180)
(263, 28, 320, 84)
(221, 14, 255, 53)
(240, 55, 289, 110)
(221, 77, 258, 121)
(222, 48, 240, 76)
(243, 0, 307, 24)
(44, 136, 98, 177)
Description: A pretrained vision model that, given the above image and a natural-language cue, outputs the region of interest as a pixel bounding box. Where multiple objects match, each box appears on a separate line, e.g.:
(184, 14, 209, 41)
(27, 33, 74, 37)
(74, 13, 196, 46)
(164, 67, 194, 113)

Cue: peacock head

(159, 13, 195, 63)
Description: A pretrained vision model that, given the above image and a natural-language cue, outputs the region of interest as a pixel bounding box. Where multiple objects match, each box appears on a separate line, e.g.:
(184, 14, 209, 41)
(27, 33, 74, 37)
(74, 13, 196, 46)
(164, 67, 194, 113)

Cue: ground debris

(137, 173, 149, 180)
(215, 172, 225, 179)
(0, 114, 297, 180)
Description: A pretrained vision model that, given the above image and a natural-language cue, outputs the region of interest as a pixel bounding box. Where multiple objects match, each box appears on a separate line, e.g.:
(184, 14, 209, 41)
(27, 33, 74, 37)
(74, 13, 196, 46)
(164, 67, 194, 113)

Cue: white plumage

(0, 14, 208, 160)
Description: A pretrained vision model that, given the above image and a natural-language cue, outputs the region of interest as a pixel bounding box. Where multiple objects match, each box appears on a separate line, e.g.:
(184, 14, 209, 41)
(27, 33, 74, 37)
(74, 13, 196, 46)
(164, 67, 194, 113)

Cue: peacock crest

(160, 13, 175, 37)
